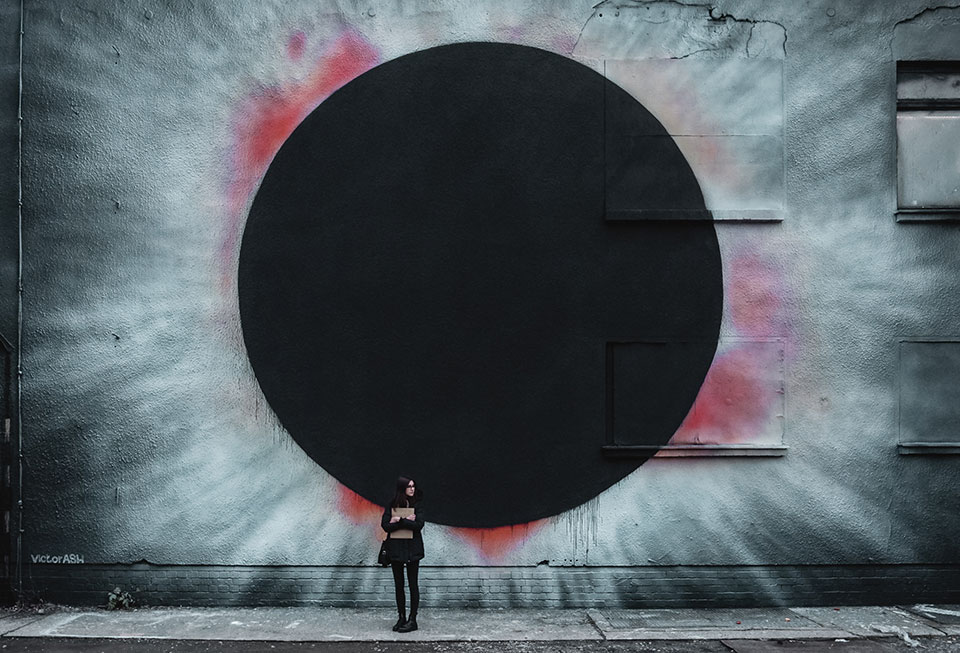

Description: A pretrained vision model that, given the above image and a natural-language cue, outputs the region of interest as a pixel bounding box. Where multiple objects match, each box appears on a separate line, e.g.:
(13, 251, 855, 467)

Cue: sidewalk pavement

(0, 604, 958, 645)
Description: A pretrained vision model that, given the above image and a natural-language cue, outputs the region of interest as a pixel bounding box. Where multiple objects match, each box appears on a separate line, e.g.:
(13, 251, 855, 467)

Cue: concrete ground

(0, 604, 958, 651)
(2, 641, 960, 652)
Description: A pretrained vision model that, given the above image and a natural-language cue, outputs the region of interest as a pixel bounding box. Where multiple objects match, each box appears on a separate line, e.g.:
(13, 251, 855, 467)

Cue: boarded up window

(602, 58, 784, 221)
(606, 341, 717, 447)
(605, 339, 786, 457)
(896, 61, 960, 220)
(899, 340, 960, 454)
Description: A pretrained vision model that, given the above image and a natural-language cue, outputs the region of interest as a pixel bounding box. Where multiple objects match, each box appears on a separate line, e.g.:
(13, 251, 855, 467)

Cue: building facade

(1, 0, 959, 607)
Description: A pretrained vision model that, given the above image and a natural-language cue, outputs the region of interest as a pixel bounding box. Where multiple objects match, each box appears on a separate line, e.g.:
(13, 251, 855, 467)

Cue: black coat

(381, 504, 425, 563)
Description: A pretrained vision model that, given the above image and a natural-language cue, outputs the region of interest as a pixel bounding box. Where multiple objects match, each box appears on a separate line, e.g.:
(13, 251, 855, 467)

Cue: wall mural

(237, 41, 722, 528)
(20, 2, 960, 589)
(71, 7, 797, 563)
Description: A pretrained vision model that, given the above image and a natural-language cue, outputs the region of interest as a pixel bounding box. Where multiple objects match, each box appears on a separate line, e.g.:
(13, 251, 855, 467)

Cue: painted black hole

(239, 42, 721, 527)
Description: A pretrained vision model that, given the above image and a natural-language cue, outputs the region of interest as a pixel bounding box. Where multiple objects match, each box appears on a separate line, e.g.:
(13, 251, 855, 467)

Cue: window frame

(895, 60, 960, 222)
(601, 338, 789, 459)
(897, 337, 960, 455)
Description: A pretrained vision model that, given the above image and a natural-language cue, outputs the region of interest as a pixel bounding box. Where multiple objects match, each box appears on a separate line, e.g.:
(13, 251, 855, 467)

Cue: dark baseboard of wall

(19, 563, 960, 608)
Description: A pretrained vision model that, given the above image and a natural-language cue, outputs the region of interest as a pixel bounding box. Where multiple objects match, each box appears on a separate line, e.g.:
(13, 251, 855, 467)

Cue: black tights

(390, 561, 419, 617)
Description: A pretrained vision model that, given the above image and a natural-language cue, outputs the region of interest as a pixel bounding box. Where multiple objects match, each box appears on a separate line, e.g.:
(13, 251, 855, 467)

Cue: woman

(381, 476, 424, 632)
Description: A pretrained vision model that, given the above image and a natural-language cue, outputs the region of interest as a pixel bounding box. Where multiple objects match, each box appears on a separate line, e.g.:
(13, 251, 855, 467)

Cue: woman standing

(381, 476, 424, 632)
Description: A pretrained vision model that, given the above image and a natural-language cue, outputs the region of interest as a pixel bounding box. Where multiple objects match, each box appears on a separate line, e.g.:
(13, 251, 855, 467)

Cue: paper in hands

(391, 507, 415, 539)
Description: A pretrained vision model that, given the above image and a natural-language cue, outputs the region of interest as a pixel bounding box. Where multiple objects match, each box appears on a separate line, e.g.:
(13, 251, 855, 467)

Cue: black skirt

(384, 535, 424, 563)
(381, 504, 425, 562)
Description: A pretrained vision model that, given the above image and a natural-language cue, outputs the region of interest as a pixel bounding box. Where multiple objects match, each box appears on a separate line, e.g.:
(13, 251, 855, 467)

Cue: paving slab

(791, 606, 945, 638)
(0, 611, 50, 636)
(723, 640, 903, 652)
(587, 608, 851, 641)
(4, 607, 603, 642)
(600, 607, 821, 629)
(904, 604, 960, 635)
(602, 628, 854, 641)
(0, 640, 736, 652)
(3, 605, 960, 644)
(1, 612, 83, 638)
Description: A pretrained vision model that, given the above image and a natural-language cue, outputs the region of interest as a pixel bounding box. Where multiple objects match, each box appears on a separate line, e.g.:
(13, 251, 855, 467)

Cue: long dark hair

(390, 475, 421, 508)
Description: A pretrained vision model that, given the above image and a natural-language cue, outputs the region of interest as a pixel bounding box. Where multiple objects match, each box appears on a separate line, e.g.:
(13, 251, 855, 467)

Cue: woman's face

(405, 480, 416, 497)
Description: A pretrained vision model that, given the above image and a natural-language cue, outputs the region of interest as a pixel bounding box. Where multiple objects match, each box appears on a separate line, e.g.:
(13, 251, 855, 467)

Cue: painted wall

(6, 0, 960, 602)
(1, 1, 22, 599)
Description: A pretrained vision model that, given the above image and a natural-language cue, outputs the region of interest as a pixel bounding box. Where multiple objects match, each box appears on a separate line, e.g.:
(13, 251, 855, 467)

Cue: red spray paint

(669, 250, 790, 446)
(336, 484, 383, 526)
(287, 31, 307, 62)
(671, 347, 775, 444)
(727, 253, 785, 338)
(451, 521, 547, 560)
(222, 30, 379, 290)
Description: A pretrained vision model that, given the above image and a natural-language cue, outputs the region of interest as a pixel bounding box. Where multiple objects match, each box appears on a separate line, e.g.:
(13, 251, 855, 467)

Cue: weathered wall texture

(1, 0, 22, 602)
(6, 0, 960, 605)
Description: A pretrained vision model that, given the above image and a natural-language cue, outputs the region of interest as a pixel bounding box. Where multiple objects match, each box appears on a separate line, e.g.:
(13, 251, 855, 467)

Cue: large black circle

(239, 42, 722, 527)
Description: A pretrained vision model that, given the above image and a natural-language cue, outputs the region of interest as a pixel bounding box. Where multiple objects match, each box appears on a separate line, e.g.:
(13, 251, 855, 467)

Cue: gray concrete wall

(1, 0, 22, 601)
(7, 0, 960, 605)
(27, 563, 960, 608)
(0, 1, 19, 344)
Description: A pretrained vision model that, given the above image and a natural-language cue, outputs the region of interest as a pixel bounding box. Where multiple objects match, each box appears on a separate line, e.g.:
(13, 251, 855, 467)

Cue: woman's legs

(396, 561, 420, 632)
(390, 562, 406, 619)
(406, 561, 419, 617)
(393, 560, 420, 632)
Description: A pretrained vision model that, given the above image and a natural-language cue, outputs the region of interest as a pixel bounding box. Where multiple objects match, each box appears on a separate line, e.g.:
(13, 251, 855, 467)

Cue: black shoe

(392, 615, 406, 631)
(397, 616, 418, 633)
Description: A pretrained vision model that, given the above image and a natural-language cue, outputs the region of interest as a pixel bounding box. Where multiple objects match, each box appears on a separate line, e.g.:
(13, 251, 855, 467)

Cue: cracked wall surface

(573, 0, 787, 59)
(894, 4, 960, 58)
(2, 0, 959, 603)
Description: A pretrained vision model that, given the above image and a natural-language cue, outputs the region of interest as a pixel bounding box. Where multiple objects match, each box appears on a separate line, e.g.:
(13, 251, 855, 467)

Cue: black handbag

(377, 537, 390, 566)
